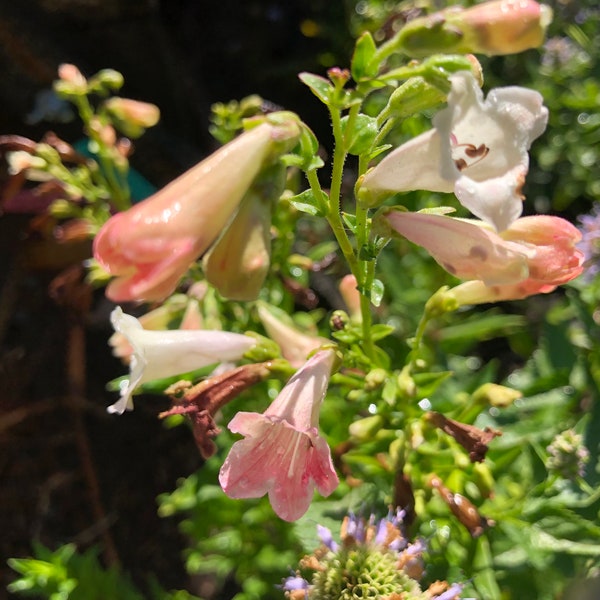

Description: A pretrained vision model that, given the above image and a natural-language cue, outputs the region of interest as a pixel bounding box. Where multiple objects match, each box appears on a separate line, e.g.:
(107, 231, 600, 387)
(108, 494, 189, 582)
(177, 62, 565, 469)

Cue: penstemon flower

(384, 211, 583, 303)
(93, 118, 300, 302)
(360, 71, 548, 232)
(219, 348, 339, 521)
(108, 307, 257, 414)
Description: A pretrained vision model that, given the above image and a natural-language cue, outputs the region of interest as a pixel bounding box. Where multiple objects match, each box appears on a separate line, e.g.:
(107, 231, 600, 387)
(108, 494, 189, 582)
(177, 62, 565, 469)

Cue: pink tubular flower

(385, 211, 584, 303)
(93, 120, 298, 302)
(219, 349, 339, 521)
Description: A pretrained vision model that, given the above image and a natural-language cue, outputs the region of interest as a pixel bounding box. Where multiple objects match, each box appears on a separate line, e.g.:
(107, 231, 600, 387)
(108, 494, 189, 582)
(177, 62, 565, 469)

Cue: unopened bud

(472, 382, 522, 408)
(392, 0, 551, 58)
(349, 415, 383, 441)
(105, 97, 160, 128)
(203, 164, 283, 301)
(339, 274, 362, 322)
(365, 368, 387, 390)
(58, 63, 87, 86)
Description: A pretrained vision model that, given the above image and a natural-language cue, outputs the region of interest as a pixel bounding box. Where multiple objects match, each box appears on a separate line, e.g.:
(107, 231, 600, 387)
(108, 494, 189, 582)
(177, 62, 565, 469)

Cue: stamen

(451, 141, 490, 172)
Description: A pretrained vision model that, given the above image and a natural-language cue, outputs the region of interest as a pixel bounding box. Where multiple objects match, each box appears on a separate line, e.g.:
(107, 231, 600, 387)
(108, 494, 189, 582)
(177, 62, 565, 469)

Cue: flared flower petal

(386, 211, 584, 303)
(361, 71, 548, 231)
(109, 307, 256, 414)
(219, 349, 339, 521)
(94, 120, 299, 302)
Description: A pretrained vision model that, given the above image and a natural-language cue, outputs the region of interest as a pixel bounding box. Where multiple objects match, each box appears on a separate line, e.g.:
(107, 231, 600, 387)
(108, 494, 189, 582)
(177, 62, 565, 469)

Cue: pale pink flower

(94, 121, 297, 302)
(360, 71, 548, 232)
(108, 307, 257, 414)
(385, 211, 584, 303)
(219, 349, 339, 521)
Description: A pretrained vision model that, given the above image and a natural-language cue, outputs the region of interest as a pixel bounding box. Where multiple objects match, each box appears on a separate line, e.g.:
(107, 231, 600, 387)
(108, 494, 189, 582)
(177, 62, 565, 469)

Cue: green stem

(74, 96, 131, 211)
(325, 106, 357, 271)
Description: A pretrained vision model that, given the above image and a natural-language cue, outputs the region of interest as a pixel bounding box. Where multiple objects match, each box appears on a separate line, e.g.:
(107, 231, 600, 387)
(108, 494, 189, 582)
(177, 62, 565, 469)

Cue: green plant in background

(5, 1, 600, 600)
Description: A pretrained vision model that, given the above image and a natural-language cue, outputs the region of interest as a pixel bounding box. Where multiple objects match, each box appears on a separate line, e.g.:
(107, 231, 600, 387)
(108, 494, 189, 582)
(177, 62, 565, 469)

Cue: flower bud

(447, 0, 553, 56)
(392, 0, 551, 58)
(57, 63, 87, 88)
(348, 415, 383, 441)
(202, 163, 284, 301)
(472, 382, 522, 408)
(338, 274, 362, 322)
(104, 97, 160, 137)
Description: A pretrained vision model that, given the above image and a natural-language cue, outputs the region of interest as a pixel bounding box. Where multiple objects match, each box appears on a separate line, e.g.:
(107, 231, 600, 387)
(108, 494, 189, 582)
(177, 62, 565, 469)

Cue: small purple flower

(578, 204, 600, 280)
(280, 572, 309, 599)
(317, 525, 339, 552)
(434, 583, 465, 600)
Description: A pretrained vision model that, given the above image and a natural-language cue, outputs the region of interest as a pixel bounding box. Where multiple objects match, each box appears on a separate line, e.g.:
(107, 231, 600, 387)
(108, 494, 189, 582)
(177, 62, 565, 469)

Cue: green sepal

(351, 31, 378, 81)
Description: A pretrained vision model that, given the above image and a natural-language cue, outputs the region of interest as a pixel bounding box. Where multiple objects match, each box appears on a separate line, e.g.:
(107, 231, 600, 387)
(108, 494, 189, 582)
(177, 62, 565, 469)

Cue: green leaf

(351, 31, 378, 81)
(288, 188, 328, 216)
(530, 527, 600, 556)
(341, 211, 357, 234)
(369, 324, 395, 341)
(341, 113, 379, 156)
(298, 72, 333, 105)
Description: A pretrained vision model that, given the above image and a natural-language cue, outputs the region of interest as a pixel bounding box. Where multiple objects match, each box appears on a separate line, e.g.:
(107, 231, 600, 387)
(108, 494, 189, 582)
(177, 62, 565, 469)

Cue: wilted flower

(219, 349, 339, 521)
(162, 362, 273, 459)
(360, 71, 548, 232)
(107, 306, 257, 414)
(384, 211, 584, 304)
(428, 475, 492, 538)
(426, 411, 501, 463)
(94, 118, 300, 302)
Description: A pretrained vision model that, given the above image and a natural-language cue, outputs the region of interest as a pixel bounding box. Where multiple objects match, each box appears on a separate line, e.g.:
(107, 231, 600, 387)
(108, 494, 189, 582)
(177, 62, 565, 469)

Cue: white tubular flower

(360, 71, 548, 232)
(108, 307, 257, 414)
